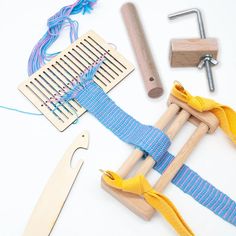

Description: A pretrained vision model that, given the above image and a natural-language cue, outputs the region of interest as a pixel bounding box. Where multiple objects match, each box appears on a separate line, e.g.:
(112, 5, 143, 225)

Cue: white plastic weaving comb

(18, 31, 134, 131)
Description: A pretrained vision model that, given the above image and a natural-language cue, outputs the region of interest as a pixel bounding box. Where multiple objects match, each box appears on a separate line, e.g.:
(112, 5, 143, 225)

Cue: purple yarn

(28, 0, 97, 76)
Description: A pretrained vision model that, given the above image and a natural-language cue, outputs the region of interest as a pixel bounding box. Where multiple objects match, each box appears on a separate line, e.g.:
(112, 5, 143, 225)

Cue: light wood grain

(170, 38, 218, 67)
(121, 2, 163, 98)
(23, 131, 89, 236)
(168, 95, 219, 133)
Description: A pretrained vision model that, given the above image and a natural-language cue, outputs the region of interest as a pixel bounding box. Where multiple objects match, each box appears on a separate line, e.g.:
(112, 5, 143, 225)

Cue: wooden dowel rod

(154, 103, 180, 128)
(117, 104, 180, 177)
(135, 110, 190, 175)
(165, 110, 190, 139)
(121, 2, 163, 98)
(155, 122, 208, 192)
(117, 149, 144, 178)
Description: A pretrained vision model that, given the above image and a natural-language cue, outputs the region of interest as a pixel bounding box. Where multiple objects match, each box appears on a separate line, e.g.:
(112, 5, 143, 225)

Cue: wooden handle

(121, 2, 163, 98)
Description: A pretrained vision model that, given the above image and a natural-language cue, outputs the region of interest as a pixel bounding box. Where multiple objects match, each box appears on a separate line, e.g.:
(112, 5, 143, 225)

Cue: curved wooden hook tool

(23, 131, 89, 236)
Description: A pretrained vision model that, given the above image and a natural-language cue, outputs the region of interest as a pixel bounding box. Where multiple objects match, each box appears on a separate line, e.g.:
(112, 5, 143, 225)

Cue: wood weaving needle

(23, 131, 89, 236)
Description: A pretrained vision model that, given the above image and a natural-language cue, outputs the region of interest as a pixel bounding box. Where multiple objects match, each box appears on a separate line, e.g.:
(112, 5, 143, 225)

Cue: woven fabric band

(63, 77, 236, 226)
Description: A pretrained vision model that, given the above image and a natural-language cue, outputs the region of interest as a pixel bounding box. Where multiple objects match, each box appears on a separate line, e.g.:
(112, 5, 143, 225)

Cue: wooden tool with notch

(101, 90, 219, 220)
(23, 131, 89, 236)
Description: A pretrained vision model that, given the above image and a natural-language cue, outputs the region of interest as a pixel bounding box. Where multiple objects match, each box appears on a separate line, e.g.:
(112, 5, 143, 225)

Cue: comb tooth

(69, 47, 115, 80)
(38, 75, 75, 115)
(38, 75, 61, 103)
(46, 68, 68, 91)
(76, 43, 119, 78)
(71, 46, 109, 87)
(80, 41, 122, 76)
(51, 65, 73, 90)
(55, 61, 77, 82)
(44, 68, 81, 111)
(59, 57, 80, 79)
(65, 52, 86, 76)
(31, 76, 79, 127)
(26, 81, 66, 122)
(99, 65, 116, 81)
(25, 84, 54, 114)
(46, 68, 83, 113)
(87, 37, 127, 72)
(84, 40, 123, 75)
(97, 70, 112, 84)
(33, 78, 71, 120)
(25, 84, 65, 126)
(60, 51, 110, 87)
(88, 35, 127, 71)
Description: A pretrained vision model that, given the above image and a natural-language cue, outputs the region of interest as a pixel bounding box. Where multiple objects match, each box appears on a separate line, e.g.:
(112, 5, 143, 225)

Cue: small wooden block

(168, 95, 219, 133)
(101, 179, 154, 221)
(170, 38, 218, 67)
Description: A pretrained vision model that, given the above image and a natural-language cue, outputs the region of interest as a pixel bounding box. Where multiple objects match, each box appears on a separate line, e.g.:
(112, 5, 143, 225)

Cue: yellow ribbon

(102, 171, 194, 236)
(172, 82, 236, 144)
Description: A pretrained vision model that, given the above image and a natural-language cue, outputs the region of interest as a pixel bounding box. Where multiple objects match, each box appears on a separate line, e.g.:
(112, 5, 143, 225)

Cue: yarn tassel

(28, 0, 97, 76)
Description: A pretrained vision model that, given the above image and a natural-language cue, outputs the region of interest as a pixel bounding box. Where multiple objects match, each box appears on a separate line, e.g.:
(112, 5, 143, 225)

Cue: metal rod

(205, 60, 215, 91)
(168, 8, 206, 38)
(169, 8, 216, 92)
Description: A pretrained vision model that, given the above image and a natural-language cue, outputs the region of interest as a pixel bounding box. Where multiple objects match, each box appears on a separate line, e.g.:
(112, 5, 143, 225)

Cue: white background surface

(0, 0, 236, 235)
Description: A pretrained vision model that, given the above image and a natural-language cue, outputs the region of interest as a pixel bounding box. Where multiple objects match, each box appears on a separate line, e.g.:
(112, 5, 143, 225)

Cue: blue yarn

(0, 105, 42, 116)
(28, 0, 97, 76)
(0, 1, 97, 117)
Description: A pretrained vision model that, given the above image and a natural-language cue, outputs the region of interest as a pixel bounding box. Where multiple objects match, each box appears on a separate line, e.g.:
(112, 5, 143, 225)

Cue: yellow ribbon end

(101, 170, 195, 236)
(171, 82, 236, 145)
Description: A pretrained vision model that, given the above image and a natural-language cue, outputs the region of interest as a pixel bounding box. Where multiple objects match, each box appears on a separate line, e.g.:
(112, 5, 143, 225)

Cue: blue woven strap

(62, 76, 236, 226)
(154, 153, 236, 225)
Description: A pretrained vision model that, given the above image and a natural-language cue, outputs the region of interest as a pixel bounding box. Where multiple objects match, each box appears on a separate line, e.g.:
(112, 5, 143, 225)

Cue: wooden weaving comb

(18, 31, 134, 131)
(101, 92, 219, 220)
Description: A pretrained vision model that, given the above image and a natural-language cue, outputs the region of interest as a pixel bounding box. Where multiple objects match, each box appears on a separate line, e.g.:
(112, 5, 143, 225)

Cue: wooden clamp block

(101, 95, 219, 220)
(170, 38, 218, 67)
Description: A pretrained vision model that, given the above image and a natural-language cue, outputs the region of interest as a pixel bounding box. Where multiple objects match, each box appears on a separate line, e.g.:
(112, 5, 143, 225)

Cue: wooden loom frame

(101, 94, 219, 220)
